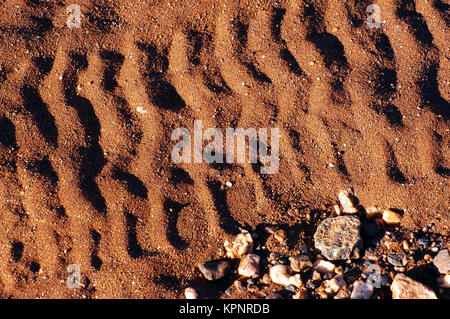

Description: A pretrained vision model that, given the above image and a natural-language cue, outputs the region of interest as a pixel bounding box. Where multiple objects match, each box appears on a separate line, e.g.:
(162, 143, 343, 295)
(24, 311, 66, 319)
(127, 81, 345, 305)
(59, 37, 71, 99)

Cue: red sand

(0, 0, 448, 298)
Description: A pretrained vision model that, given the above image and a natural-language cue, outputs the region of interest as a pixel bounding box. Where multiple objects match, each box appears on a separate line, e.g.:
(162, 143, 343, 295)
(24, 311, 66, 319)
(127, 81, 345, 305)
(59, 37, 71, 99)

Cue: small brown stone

(289, 254, 313, 272)
(382, 209, 402, 225)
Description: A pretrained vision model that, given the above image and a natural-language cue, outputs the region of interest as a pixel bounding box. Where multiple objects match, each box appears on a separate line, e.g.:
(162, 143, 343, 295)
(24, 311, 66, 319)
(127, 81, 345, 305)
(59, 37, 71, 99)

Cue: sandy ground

(0, 0, 448, 298)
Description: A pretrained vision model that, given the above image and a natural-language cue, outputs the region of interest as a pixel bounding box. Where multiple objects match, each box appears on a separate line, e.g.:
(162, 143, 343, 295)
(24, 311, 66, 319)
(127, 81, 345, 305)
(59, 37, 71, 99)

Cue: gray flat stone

(314, 216, 362, 260)
(198, 260, 230, 281)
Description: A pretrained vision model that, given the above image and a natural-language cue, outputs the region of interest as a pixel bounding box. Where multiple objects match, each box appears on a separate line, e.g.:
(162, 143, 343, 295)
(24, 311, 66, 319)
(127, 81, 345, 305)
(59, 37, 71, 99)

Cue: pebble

(314, 216, 363, 260)
(307, 281, 319, 290)
(238, 253, 260, 278)
(365, 206, 380, 219)
(224, 230, 254, 259)
(433, 249, 450, 274)
(234, 280, 247, 293)
(269, 265, 303, 288)
(293, 290, 309, 299)
(268, 252, 281, 264)
(136, 106, 148, 114)
(289, 254, 313, 272)
(198, 260, 230, 281)
(338, 189, 359, 214)
(394, 266, 405, 272)
(274, 229, 287, 244)
(312, 270, 321, 281)
(350, 280, 374, 299)
(391, 273, 437, 299)
(285, 285, 297, 293)
(324, 275, 347, 293)
(387, 253, 406, 267)
(333, 204, 342, 216)
(334, 289, 351, 299)
(382, 209, 402, 225)
(313, 259, 336, 274)
(247, 278, 257, 285)
(261, 273, 271, 285)
(184, 287, 198, 299)
(335, 266, 344, 275)
(402, 240, 410, 251)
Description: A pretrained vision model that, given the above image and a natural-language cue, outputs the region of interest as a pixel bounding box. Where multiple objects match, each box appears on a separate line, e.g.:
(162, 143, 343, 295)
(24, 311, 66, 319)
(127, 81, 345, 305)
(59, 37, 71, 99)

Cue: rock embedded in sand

(238, 253, 260, 278)
(184, 287, 198, 299)
(269, 265, 302, 288)
(391, 273, 437, 299)
(289, 254, 313, 272)
(382, 209, 402, 225)
(314, 216, 363, 260)
(224, 230, 254, 259)
(433, 249, 450, 274)
(350, 280, 374, 299)
(338, 189, 359, 214)
(198, 260, 230, 281)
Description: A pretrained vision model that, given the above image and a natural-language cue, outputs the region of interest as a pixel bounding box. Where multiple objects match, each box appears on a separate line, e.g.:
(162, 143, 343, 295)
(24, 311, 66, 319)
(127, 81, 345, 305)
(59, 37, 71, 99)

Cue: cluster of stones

(184, 190, 449, 299)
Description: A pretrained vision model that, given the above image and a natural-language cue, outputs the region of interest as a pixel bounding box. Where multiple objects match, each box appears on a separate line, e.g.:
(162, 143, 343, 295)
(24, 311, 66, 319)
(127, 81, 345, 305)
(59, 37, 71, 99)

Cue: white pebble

(238, 253, 260, 278)
(313, 259, 336, 274)
(333, 204, 342, 216)
(224, 229, 254, 259)
(136, 106, 148, 114)
(269, 265, 302, 288)
(351, 280, 374, 299)
(184, 287, 198, 299)
(325, 275, 347, 294)
(338, 189, 358, 214)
